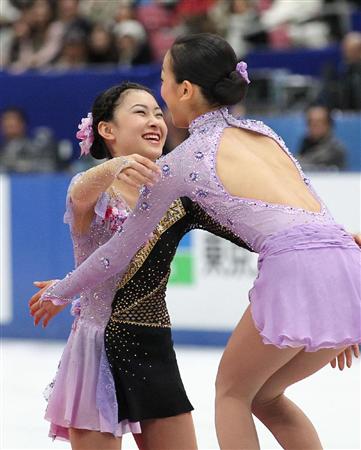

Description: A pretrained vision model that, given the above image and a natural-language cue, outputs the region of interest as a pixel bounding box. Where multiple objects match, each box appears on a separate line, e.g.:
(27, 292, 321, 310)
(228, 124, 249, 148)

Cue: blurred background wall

(1, 0, 360, 345)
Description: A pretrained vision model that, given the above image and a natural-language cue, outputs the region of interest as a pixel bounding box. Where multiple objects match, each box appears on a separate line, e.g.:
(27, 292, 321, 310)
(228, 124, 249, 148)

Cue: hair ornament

(236, 61, 250, 84)
(76, 112, 94, 157)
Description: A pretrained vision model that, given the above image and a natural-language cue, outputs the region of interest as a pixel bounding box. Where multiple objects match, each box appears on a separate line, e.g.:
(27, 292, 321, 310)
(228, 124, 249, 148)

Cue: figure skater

(39, 34, 361, 449)
(30, 81, 250, 450)
(28, 82, 190, 450)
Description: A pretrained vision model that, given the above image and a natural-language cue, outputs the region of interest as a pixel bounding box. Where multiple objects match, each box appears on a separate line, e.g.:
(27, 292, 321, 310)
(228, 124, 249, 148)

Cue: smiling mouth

(142, 132, 161, 144)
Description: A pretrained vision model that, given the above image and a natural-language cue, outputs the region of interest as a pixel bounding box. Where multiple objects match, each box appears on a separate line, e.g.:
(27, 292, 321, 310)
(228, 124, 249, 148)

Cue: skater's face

(99, 90, 167, 161)
(161, 51, 191, 129)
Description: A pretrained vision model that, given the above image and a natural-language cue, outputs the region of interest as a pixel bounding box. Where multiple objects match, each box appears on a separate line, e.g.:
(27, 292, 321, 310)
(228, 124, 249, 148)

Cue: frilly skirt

(249, 223, 361, 352)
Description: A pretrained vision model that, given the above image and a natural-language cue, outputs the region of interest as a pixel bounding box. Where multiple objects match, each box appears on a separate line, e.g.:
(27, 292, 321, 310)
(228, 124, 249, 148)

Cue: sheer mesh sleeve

(41, 146, 191, 304)
(63, 172, 84, 228)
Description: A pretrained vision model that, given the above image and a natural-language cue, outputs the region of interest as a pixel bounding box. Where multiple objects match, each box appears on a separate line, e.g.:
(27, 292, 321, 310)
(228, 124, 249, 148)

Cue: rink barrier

(1, 173, 360, 346)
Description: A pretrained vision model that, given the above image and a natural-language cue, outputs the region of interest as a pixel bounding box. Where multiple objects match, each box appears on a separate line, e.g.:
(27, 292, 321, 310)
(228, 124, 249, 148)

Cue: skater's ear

(98, 121, 114, 142)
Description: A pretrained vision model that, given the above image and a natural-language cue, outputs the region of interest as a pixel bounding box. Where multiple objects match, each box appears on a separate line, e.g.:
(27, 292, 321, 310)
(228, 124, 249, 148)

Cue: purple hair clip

(236, 61, 250, 85)
(76, 112, 94, 157)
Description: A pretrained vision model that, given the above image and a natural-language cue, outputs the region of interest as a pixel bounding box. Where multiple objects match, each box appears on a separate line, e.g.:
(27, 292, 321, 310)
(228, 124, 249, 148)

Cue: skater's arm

(40, 146, 191, 305)
(69, 156, 160, 234)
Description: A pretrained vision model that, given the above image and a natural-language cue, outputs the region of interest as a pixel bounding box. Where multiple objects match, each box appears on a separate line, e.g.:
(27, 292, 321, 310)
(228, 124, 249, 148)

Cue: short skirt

(249, 223, 361, 352)
(105, 320, 193, 421)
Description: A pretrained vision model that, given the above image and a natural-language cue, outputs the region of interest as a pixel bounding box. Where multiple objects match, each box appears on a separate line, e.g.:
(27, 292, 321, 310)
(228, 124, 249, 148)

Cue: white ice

(1, 340, 360, 450)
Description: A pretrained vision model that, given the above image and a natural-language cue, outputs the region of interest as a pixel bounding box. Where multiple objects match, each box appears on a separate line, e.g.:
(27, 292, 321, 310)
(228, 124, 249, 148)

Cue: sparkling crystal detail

(189, 172, 199, 182)
(195, 151, 204, 160)
(162, 164, 170, 176)
(196, 188, 208, 198)
(140, 185, 151, 197)
(101, 257, 110, 269)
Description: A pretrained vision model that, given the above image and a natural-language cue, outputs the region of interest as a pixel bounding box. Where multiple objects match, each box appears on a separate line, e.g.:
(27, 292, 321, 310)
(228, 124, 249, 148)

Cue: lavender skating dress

(42, 108, 361, 352)
(45, 174, 141, 440)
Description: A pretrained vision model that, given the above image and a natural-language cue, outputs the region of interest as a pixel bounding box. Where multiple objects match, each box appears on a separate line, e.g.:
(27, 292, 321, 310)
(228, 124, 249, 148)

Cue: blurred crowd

(1, 0, 361, 70)
(1, 0, 360, 173)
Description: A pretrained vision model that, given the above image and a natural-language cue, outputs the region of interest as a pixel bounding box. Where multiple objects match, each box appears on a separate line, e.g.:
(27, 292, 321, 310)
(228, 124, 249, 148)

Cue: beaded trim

(111, 271, 171, 328)
(192, 108, 327, 217)
(116, 198, 186, 289)
(108, 319, 171, 329)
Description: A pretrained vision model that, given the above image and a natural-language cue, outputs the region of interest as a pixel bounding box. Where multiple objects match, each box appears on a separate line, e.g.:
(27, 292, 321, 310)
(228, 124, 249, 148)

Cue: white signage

(0, 175, 12, 323)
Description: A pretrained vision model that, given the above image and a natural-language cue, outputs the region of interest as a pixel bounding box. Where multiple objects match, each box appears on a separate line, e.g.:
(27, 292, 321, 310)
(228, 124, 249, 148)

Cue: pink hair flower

(236, 61, 250, 84)
(76, 112, 94, 157)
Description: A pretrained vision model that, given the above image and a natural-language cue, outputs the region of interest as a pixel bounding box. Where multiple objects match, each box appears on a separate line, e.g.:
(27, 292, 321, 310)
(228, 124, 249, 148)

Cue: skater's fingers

(42, 313, 52, 328)
(29, 300, 42, 316)
(345, 347, 353, 368)
(29, 290, 42, 306)
(337, 352, 345, 371)
(33, 307, 47, 326)
(352, 344, 360, 358)
(33, 280, 51, 287)
(330, 358, 336, 368)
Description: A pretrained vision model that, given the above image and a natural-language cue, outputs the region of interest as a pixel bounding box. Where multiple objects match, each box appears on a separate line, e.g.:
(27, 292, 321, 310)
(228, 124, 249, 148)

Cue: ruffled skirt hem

(47, 417, 141, 442)
(250, 304, 361, 352)
(249, 224, 361, 353)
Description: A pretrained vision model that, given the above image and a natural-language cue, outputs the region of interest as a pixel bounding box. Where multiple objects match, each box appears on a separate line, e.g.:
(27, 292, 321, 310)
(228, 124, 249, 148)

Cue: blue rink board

(1, 174, 230, 346)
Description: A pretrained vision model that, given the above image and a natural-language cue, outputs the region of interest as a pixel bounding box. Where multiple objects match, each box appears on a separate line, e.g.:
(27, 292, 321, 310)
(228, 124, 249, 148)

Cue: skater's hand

(29, 280, 67, 328)
(352, 233, 361, 247)
(114, 154, 161, 189)
(330, 345, 360, 370)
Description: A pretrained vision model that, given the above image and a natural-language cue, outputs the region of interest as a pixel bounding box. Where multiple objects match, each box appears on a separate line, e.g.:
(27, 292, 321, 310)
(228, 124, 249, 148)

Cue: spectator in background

(53, 29, 88, 69)
(114, 1, 136, 25)
(0, 0, 21, 68)
(260, 0, 330, 49)
(54, 0, 91, 37)
(134, 0, 179, 62)
(297, 105, 346, 171)
(88, 24, 118, 65)
(7, 0, 64, 71)
(0, 107, 60, 172)
(224, 0, 260, 57)
(113, 19, 152, 66)
(176, 0, 217, 35)
(321, 31, 361, 111)
(338, 32, 361, 110)
(78, 0, 122, 26)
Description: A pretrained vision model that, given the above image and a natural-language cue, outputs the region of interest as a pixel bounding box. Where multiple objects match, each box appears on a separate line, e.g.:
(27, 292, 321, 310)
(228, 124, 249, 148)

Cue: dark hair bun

(170, 33, 248, 106)
(212, 71, 248, 106)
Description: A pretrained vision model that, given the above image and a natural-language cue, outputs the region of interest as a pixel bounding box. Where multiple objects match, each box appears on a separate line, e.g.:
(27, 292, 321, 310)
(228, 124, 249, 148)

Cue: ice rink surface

(1, 339, 360, 450)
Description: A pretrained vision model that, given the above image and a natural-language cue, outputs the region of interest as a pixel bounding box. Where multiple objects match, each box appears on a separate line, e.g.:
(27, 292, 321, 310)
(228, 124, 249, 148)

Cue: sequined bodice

(67, 186, 130, 327)
(109, 197, 249, 328)
(43, 108, 337, 303)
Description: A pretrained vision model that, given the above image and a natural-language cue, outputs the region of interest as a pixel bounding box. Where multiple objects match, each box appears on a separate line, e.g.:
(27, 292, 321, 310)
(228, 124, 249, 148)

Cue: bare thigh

(215, 306, 303, 403)
(136, 412, 197, 450)
(253, 345, 347, 408)
(69, 428, 121, 450)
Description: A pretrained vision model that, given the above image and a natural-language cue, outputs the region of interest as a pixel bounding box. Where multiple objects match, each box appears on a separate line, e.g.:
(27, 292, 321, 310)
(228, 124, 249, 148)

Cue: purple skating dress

(45, 173, 141, 440)
(42, 108, 361, 352)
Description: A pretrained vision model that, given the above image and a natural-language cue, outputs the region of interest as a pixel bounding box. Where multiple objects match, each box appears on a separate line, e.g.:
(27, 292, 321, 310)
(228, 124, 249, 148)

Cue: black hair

(169, 33, 248, 106)
(89, 82, 155, 159)
(306, 104, 334, 127)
